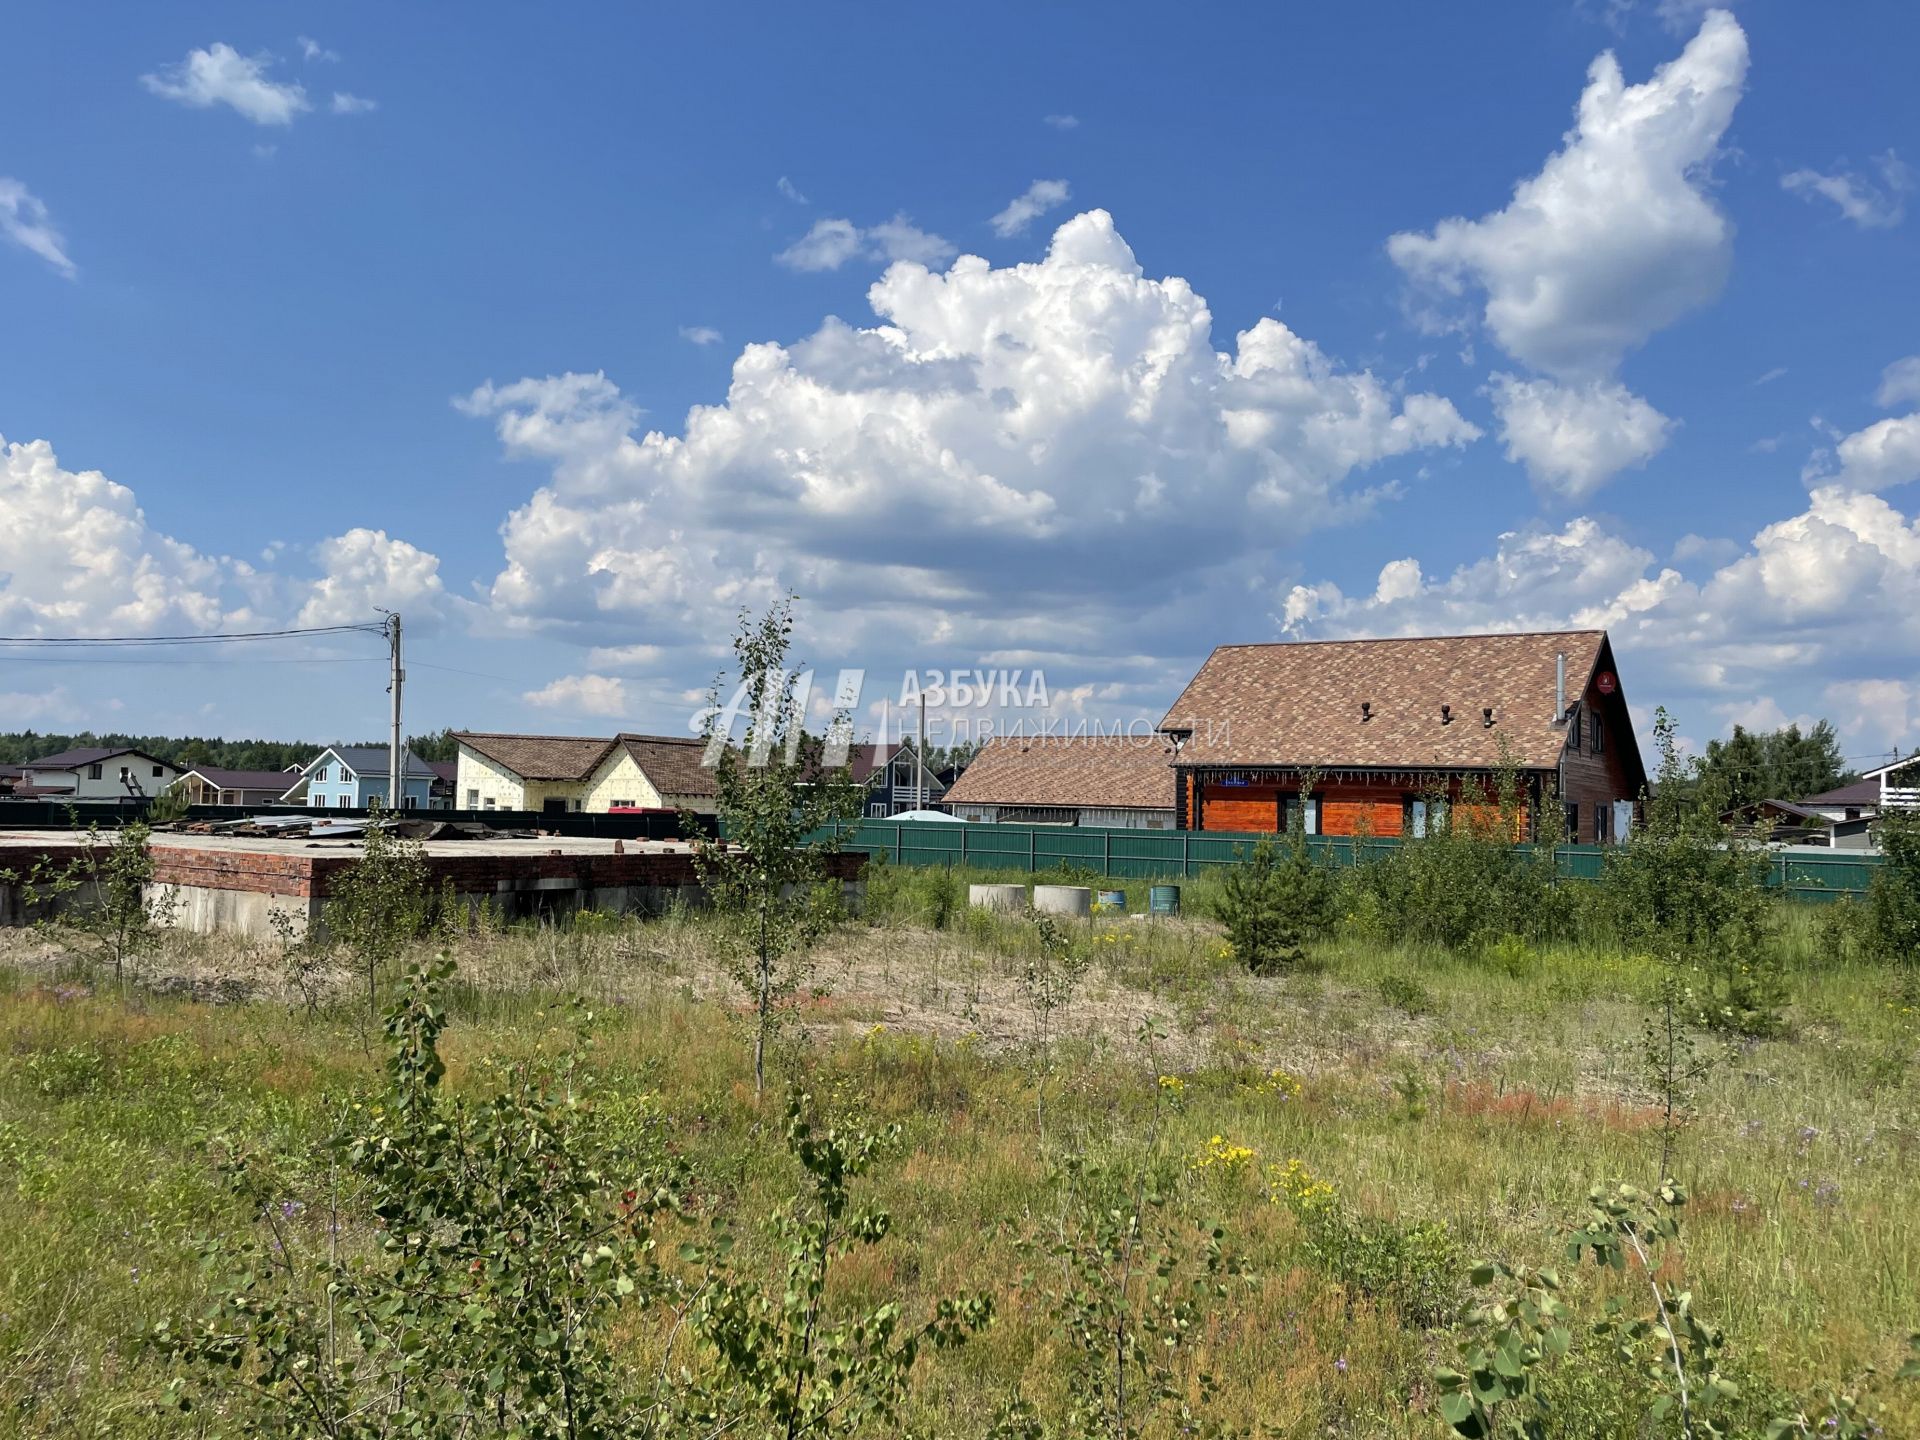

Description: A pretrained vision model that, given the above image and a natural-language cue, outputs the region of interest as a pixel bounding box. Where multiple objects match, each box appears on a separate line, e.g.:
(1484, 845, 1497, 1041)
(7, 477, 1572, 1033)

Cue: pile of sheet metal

(156, 815, 530, 841)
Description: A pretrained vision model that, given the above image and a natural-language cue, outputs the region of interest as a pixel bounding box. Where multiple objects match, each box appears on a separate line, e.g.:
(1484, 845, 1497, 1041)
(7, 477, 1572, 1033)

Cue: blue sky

(2, 1, 1916, 764)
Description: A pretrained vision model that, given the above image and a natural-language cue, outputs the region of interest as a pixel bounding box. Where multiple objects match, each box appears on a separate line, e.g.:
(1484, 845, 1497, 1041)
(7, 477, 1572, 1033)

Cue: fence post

(1028, 826, 1036, 873)
(1182, 829, 1191, 877)
(1104, 828, 1111, 878)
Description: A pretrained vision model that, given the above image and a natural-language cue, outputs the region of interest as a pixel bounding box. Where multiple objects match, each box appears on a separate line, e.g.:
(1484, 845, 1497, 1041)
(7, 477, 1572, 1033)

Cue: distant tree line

(1691, 720, 1854, 810)
(0, 726, 463, 771)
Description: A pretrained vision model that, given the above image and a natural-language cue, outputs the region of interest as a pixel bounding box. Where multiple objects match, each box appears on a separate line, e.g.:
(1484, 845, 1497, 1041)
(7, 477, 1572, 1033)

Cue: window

(484, 797, 496, 810)
(611, 799, 634, 810)
(868, 801, 887, 817)
(1592, 714, 1606, 754)
(1564, 802, 1579, 840)
(403, 795, 418, 810)
(1280, 793, 1321, 836)
(1595, 804, 1612, 843)
(338, 794, 352, 809)
(88, 763, 103, 780)
(152, 764, 164, 778)
(891, 761, 914, 788)
(467, 788, 479, 808)
(571, 799, 582, 811)
(1569, 707, 1583, 750)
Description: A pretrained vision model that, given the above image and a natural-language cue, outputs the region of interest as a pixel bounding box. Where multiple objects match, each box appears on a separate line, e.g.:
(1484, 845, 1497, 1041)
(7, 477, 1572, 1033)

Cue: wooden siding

(1200, 787, 1280, 832)
(1559, 673, 1637, 842)
(1319, 793, 1404, 838)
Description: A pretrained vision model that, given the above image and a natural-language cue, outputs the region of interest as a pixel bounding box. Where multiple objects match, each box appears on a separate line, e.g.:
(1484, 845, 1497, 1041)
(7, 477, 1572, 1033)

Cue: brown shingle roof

(612, 734, 719, 799)
(454, 731, 615, 782)
(1158, 630, 1608, 771)
(942, 734, 1176, 811)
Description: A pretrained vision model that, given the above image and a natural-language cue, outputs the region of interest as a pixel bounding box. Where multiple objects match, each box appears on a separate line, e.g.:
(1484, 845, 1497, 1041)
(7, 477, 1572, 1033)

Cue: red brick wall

(4, 842, 863, 905)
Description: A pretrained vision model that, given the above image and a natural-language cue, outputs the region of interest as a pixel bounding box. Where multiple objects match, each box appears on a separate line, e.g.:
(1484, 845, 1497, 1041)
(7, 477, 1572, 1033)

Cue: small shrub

(1215, 833, 1330, 974)
(155, 957, 686, 1437)
(686, 1094, 992, 1439)
(324, 815, 431, 1015)
(1268, 1158, 1460, 1327)
(1868, 806, 1920, 969)
(1377, 971, 1433, 1018)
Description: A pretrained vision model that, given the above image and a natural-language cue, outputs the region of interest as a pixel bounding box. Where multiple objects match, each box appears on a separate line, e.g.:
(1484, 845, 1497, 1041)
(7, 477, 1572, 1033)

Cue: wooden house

(1157, 629, 1645, 843)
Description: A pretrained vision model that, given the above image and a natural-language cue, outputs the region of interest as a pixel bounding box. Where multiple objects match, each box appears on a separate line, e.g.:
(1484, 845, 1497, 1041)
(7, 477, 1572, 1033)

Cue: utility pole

(917, 692, 926, 810)
(384, 612, 404, 812)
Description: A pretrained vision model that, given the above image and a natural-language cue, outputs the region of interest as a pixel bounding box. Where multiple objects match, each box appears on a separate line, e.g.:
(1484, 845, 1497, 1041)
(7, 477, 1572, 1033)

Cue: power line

(0, 655, 385, 668)
(0, 622, 384, 648)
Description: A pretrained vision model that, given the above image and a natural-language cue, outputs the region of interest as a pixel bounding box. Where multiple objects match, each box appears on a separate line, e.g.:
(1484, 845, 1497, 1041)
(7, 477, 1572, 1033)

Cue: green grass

(0, 901, 1915, 1437)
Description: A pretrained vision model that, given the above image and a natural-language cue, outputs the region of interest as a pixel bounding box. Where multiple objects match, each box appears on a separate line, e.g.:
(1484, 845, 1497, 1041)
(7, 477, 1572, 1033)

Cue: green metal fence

(811, 820, 1884, 902)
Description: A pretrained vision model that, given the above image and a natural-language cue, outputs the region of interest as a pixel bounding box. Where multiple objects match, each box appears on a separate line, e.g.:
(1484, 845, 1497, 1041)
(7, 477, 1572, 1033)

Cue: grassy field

(1, 877, 1916, 1437)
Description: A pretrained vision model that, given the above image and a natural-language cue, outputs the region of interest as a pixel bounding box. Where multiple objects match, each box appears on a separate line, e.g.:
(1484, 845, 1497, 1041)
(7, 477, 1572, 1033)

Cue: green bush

(1214, 832, 1333, 974)
(1868, 807, 1920, 969)
(1600, 708, 1784, 1036)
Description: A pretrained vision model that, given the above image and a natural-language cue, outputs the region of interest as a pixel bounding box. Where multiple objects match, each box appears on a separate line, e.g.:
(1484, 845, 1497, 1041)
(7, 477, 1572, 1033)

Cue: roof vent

(1360, 700, 1373, 722)
(1483, 707, 1495, 728)
(1440, 704, 1453, 725)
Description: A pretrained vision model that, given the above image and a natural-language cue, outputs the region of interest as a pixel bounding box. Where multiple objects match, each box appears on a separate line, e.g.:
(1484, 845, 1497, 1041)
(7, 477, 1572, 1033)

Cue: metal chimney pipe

(1555, 652, 1566, 720)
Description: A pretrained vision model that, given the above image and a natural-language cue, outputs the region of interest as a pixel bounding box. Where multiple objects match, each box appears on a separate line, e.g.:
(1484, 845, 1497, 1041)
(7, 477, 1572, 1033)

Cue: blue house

(284, 746, 444, 810)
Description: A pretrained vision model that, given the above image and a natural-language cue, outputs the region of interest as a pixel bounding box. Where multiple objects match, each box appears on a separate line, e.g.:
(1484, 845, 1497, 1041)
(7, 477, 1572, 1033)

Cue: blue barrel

(1148, 884, 1181, 916)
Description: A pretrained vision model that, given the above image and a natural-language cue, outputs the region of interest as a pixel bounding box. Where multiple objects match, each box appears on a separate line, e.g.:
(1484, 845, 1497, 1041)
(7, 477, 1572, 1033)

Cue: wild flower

(1156, 1074, 1186, 1097)
(1192, 1134, 1256, 1176)
(1266, 1158, 1338, 1215)
(1244, 1067, 1303, 1101)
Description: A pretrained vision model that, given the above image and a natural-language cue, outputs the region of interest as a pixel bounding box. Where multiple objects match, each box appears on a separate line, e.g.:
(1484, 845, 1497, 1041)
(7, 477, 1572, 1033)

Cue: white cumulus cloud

(296, 529, 447, 627)
(1388, 10, 1742, 498)
(990, 179, 1071, 237)
(523, 674, 629, 717)
(1389, 11, 1746, 377)
(464, 209, 1480, 676)
(0, 177, 75, 278)
(1490, 375, 1675, 499)
(679, 325, 723, 346)
(142, 42, 311, 126)
(330, 91, 378, 115)
(0, 435, 247, 635)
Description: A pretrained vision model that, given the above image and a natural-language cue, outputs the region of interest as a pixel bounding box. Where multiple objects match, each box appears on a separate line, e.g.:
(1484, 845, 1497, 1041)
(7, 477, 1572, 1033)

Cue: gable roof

(1159, 629, 1617, 774)
(607, 733, 719, 799)
(943, 734, 1176, 811)
(455, 731, 616, 782)
(1800, 778, 1880, 808)
(27, 746, 178, 772)
(176, 767, 304, 792)
(306, 745, 436, 780)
